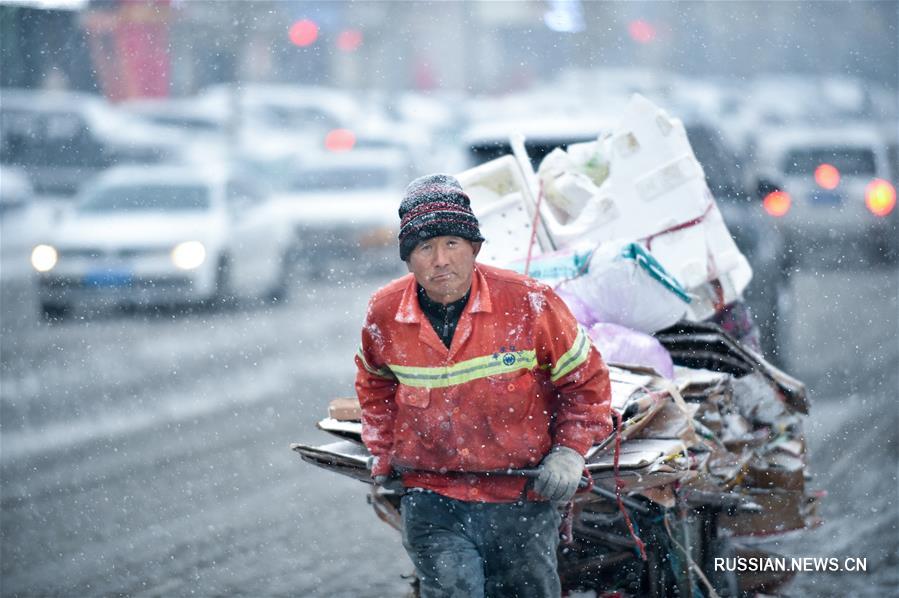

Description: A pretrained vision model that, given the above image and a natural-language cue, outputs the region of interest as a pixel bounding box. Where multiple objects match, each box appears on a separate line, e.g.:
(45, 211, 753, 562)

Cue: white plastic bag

(558, 241, 690, 334)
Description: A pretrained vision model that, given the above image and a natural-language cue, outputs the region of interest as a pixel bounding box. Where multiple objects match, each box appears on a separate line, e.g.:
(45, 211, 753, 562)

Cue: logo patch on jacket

(494, 345, 524, 367)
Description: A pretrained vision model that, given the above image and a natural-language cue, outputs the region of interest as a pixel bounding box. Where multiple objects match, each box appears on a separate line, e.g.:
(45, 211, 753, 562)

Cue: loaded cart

(292, 96, 819, 596)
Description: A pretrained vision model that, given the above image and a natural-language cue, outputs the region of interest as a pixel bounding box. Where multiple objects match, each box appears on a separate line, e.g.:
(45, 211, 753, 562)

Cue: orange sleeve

(354, 302, 398, 478)
(535, 288, 613, 454)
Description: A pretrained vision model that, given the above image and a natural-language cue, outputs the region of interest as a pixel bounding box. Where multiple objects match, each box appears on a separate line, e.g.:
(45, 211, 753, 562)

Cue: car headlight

(31, 244, 58, 272)
(171, 241, 206, 270)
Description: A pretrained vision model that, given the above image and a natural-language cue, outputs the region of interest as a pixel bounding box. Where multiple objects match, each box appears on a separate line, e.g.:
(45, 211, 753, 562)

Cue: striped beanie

(398, 173, 484, 261)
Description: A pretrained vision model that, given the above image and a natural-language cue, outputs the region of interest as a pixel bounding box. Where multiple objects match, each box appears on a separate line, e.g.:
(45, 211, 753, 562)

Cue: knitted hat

(398, 173, 484, 261)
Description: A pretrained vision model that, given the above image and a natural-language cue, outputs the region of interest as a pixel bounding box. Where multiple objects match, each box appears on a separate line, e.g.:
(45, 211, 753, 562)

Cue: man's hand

(368, 455, 404, 492)
(534, 446, 585, 502)
(372, 474, 405, 493)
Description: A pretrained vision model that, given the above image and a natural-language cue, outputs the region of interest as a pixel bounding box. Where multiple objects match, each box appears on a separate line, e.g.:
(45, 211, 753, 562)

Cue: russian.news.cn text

(714, 557, 867, 573)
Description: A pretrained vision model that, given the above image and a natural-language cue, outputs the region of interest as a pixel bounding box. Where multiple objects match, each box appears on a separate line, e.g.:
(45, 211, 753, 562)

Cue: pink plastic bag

(588, 322, 675, 379)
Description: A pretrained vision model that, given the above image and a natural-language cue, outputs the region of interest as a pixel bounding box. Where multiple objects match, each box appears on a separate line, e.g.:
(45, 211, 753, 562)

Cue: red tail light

(337, 29, 363, 53)
(289, 19, 319, 47)
(814, 163, 840, 190)
(865, 178, 896, 217)
(763, 190, 791, 217)
(324, 129, 356, 153)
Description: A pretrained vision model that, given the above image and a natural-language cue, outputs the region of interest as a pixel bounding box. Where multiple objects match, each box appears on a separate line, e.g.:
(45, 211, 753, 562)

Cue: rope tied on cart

(641, 201, 714, 252)
(523, 179, 545, 277)
(612, 409, 648, 561)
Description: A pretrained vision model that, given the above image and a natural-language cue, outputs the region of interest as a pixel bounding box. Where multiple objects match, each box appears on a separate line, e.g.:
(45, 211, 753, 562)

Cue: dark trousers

(400, 491, 562, 598)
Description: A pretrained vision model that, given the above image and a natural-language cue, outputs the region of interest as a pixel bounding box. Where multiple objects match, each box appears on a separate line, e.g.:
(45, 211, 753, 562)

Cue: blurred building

(0, 0, 97, 92)
(1, 0, 897, 98)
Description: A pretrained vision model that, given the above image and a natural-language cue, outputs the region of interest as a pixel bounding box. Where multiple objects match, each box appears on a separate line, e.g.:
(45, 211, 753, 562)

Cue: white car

(753, 125, 897, 262)
(30, 165, 294, 318)
(268, 149, 412, 278)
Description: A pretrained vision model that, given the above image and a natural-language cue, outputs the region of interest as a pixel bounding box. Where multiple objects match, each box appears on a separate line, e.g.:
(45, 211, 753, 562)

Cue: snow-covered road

(1, 254, 896, 596)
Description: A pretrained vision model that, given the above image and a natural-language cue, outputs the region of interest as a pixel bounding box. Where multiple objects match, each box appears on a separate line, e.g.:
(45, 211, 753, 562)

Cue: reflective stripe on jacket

(355, 263, 612, 503)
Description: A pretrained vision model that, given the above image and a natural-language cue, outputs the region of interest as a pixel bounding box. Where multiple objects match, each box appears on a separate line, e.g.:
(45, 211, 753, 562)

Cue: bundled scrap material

(456, 93, 751, 324)
(293, 94, 817, 596)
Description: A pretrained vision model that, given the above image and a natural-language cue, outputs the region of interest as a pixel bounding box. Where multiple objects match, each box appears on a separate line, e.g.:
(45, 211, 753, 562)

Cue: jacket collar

(397, 266, 491, 356)
(395, 264, 492, 324)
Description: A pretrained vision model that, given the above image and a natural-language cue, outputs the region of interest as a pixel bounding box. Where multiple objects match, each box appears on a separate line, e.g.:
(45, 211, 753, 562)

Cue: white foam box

(456, 154, 548, 265)
(537, 95, 753, 315)
(454, 95, 753, 319)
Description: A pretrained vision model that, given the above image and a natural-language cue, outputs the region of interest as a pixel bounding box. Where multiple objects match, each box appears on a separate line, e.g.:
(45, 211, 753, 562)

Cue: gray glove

(534, 446, 585, 502)
(373, 474, 405, 493)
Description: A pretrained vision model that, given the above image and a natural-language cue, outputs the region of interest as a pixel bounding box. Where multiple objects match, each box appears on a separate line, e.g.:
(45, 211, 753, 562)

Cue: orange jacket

(355, 263, 612, 502)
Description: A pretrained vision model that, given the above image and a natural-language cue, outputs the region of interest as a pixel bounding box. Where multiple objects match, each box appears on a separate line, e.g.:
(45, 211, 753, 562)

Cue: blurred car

(121, 95, 303, 196)
(198, 83, 365, 134)
(725, 75, 876, 157)
(195, 83, 367, 157)
(0, 164, 32, 214)
(463, 116, 612, 170)
(120, 97, 229, 145)
(1, 165, 36, 280)
(268, 148, 413, 278)
(753, 125, 897, 263)
(30, 165, 294, 318)
(0, 89, 182, 196)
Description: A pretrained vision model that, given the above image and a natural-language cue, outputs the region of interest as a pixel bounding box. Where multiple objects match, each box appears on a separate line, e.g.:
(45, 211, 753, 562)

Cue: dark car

(463, 116, 610, 171)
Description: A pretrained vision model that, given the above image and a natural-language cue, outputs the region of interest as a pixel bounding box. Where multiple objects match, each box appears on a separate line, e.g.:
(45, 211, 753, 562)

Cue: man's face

(406, 236, 481, 304)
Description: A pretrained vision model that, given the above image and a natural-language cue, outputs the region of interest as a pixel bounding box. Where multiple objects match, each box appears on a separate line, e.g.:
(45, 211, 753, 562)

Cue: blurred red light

(814, 163, 840, 190)
(289, 19, 319, 47)
(628, 20, 656, 44)
(337, 29, 363, 52)
(325, 129, 356, 152)
(763, 190, 791, 217)
(865, 178, 896, 217)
